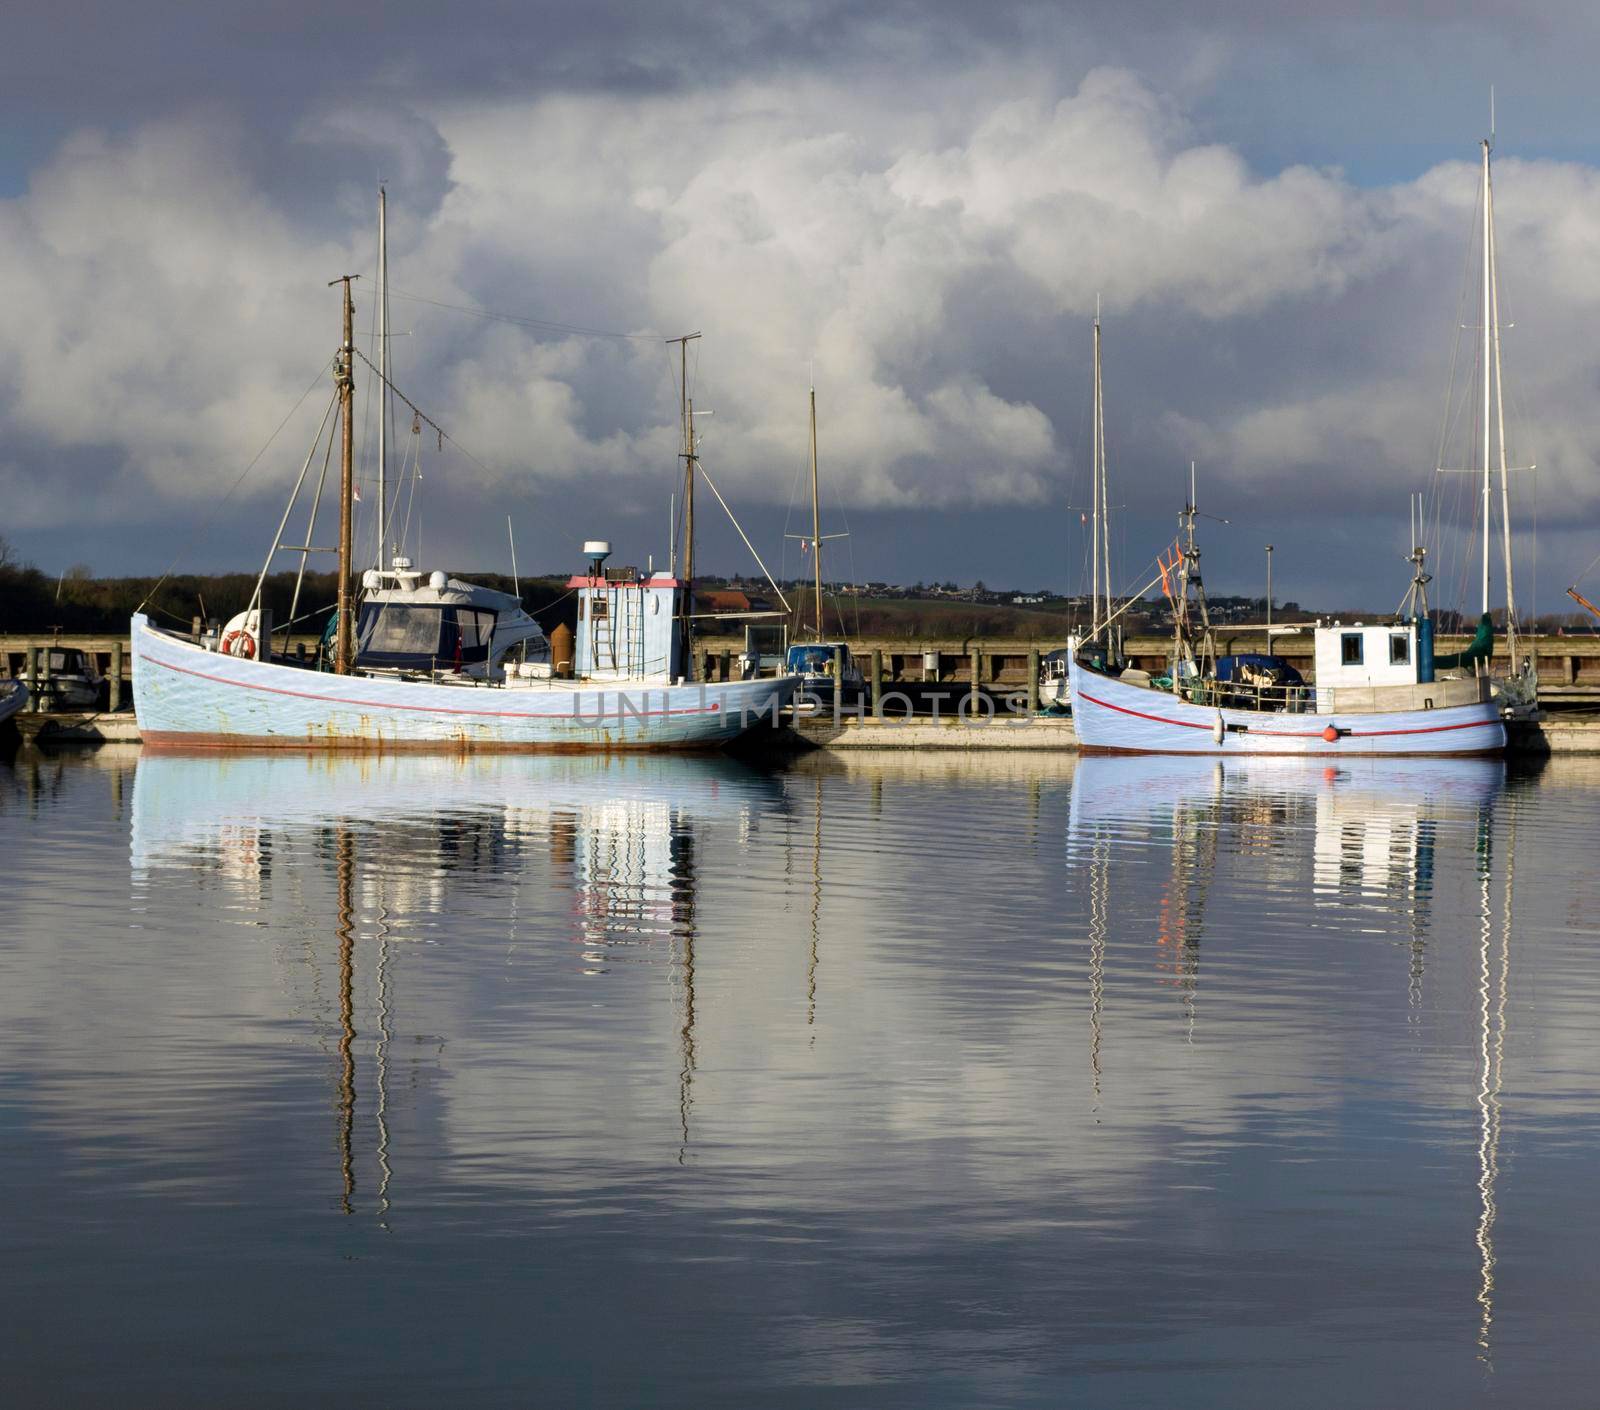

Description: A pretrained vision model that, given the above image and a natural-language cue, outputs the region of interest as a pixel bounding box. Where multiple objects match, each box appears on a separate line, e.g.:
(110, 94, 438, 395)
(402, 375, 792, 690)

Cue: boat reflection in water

(1068, 751, 1521, 1364)
(130, 751, 785, 1206)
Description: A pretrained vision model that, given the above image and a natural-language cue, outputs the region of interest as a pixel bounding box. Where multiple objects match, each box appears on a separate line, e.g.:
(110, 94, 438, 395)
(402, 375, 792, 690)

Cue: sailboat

(783, 384, 864, 709)
(1069, 130, 1527, 758)
(132, 194, 797, 751)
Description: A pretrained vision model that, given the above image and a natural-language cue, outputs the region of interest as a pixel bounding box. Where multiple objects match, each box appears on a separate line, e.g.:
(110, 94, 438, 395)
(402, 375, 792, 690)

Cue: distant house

(1012, 594, 1047, 605)
(698, 589, 752, 613)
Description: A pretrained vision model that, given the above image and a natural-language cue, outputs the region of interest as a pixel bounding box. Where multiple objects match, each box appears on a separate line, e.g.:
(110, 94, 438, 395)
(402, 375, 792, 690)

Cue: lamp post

(1265, 545, 1274, 634)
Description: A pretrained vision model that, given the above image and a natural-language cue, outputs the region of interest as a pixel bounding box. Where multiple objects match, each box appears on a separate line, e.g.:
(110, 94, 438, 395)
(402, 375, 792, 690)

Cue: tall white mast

(1488, 162, 1517, 654)
(1090, 313, 1101, 640)
(377, 185, 388, 569)
(1480, 138, 1492, 617)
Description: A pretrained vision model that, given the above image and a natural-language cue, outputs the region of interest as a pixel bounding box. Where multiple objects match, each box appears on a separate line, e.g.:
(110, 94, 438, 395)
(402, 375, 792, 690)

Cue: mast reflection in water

(8, 748, 1600, 1406)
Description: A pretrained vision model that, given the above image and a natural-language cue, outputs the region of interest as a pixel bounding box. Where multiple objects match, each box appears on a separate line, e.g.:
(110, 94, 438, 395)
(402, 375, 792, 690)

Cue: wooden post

(191, 615, 203, 642)
(871, 648, 882, 718)
(719, 648, 731, 682)
(971, 643, 982, 695)
(1028, 646, 1039, 714)
(110, 641, 123, 712)
(27, 646, 41, 712)
(37, 645, 51, 712)
(924, 648, 939, 683)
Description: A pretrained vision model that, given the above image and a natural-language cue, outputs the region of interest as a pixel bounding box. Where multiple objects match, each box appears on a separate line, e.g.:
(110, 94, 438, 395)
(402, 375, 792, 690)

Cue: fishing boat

(1069, 470, 1505, 756)
(1070, 127, 1532, 758)
(134, 197, 796, 751)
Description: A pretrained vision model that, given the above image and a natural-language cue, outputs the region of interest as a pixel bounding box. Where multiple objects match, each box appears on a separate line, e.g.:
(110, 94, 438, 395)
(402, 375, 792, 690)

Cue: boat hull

(132, 614, 797, 752)
(1068, 657, 1505, 757)
(0, 680, 29, 726)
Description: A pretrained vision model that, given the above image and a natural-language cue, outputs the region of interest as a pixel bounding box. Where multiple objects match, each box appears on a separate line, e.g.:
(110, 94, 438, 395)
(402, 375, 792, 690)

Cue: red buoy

(1322, 725, 1339, 743)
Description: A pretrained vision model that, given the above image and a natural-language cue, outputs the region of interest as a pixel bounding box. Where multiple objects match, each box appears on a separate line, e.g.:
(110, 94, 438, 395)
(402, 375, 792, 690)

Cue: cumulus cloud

(3, 52, 1600, 603)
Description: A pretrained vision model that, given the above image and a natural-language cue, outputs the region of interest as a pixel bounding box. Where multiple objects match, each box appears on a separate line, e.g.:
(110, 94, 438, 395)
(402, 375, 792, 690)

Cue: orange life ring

(220, 629, 257, 659)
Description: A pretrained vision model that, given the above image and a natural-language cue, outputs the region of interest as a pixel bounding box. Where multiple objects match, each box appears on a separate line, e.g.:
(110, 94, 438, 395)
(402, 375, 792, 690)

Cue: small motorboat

(33, 646, 103, 710)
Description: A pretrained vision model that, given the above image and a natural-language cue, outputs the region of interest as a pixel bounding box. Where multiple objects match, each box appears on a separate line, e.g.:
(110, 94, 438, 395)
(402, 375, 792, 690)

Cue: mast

(685, 397, 696, 675)
(1098, 315, 1110, 639)
(1174, 461, 1213, 677)
(376, 186, 388, 570)
(1480, 137, 1492, 617)
(1090, 312, 1102, 640)
(1487, 165, 1518, 663)
(333, 274, 358, 675)
(810, 384, 823, 638)
(667, 332, 700, 679)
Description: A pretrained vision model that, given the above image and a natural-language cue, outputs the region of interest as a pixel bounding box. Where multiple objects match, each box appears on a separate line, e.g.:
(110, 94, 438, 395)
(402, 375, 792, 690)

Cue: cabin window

(1340, 633, 1364, 666)
(359, 604, 443, 656)
(454, 610, 496, 650)
(1390, 634, 1410, 666)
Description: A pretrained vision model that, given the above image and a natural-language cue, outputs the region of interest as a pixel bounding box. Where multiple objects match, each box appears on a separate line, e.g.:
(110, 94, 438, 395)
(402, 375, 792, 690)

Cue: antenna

(1490, 84, 1495, 145)
(507, 514, 519, 596)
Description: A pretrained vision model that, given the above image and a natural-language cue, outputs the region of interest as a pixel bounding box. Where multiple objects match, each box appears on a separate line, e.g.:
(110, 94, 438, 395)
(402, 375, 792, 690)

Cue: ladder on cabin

(591, 586, 645, 675)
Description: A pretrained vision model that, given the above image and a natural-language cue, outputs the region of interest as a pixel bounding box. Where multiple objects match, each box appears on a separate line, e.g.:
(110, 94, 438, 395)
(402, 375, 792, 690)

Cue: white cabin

(570, 569, 685, 682)
(1311, 620, 1486, 714)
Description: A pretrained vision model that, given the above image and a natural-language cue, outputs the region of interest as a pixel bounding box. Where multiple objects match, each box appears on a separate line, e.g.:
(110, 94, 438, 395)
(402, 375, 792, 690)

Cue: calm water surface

(4, 747, 1600, 1406)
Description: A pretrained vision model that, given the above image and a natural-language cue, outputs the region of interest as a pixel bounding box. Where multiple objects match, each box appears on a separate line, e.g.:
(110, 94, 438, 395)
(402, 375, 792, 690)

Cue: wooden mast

(667, 332, 700, 680)
(809, 385, 823, 639)
(333, 274, 358, 675)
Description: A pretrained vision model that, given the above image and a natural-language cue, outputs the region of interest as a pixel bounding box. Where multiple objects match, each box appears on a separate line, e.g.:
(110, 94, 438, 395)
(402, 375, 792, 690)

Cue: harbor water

(4, 748, 1600, 1406)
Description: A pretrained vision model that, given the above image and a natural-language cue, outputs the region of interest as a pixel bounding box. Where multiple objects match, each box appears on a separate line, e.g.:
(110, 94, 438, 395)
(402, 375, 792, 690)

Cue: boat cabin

(356, 563, 548, 678)
(568, 550, 685, 682)
(1311, 619, 1487, 713)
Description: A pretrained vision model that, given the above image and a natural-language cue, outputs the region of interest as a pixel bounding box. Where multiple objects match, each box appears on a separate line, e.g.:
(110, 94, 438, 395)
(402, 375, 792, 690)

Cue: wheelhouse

(355, 602, 498, 672)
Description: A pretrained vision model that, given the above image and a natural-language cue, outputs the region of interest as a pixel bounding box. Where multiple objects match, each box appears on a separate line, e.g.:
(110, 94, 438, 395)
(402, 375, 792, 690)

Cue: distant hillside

(0, 560, 578, 636)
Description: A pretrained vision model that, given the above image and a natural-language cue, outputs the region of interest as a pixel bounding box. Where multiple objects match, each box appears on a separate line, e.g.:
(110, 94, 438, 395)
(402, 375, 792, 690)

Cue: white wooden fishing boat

(132, 609, 794, 751)
(1071, 125, 1531, 759)
(1068, 648, 1504, 757)
(133, 194, 796, 752)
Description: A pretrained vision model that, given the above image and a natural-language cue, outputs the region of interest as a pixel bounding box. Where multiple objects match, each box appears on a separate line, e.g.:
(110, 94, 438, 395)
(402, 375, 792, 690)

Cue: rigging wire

(384, 285, 661, 342)
(350, 344, 581, 546)
(136, 358, 335, 613)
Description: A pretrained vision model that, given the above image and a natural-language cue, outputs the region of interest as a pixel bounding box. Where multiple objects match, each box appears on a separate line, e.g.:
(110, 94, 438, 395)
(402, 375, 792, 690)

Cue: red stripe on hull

(137, 646, 723, 719)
